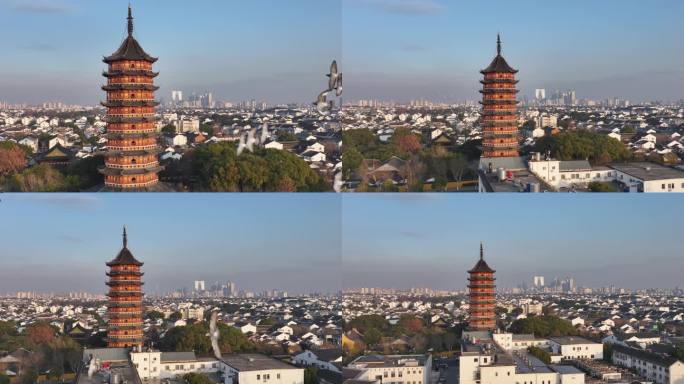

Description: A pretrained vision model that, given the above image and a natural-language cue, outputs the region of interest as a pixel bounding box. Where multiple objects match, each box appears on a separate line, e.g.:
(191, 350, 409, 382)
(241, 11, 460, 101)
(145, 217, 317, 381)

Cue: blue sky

(0, 0, 341, 105)
(343, 0, 684, 102)
(342, 194, 684, 290)
(0, 194, 342, 295)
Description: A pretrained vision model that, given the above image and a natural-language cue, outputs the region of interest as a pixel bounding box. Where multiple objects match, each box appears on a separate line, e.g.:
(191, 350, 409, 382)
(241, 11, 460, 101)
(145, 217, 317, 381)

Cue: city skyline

(0, 194, 342, 295)
(342, 194, 684, 290)
(344, 0, 684, 103)
(0, 0, 341, 105)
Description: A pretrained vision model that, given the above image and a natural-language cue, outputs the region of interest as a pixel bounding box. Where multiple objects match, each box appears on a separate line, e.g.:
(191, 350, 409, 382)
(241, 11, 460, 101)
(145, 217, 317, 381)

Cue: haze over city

(342, 194, 684, 290)
(0, 0, 341, 105)
(0, 194, 342, 295)
(344, 0, 684, 103)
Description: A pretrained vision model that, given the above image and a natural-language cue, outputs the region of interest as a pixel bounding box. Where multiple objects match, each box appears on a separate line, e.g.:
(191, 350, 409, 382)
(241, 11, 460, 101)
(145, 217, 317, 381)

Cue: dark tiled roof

(613, 344, 679, 366)
(481, 55, 517, 74)
(468, 243, 495, 273)
(107, 227, 143, 267)
(104, 6, 156, 63)
(481, 35, 517, 74)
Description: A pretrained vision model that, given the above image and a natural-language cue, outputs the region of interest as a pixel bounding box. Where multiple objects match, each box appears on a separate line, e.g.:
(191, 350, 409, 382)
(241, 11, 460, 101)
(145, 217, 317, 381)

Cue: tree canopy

(533, 130, 631, 165)
(185, 142, 328, 192)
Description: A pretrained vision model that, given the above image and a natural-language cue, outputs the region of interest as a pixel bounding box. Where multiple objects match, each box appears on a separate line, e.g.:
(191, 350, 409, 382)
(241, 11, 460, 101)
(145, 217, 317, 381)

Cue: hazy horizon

(342, 195, 684, 291)
(0, 194, 343, 295)
(0, 0, 341, 105)
(343, 0, 684, 103)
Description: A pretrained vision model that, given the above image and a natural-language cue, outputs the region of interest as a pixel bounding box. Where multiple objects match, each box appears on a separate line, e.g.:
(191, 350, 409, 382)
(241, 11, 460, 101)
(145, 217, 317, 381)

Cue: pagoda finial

(123, 225, 128, 248)
(480, 241, 484, 260)
(127, 2, 134, 36)
(497, 33, 501, 56)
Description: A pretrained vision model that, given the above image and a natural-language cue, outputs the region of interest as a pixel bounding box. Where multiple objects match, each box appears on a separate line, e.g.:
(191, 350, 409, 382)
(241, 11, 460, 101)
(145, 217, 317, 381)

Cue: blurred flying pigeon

(208, 311, 222, 360)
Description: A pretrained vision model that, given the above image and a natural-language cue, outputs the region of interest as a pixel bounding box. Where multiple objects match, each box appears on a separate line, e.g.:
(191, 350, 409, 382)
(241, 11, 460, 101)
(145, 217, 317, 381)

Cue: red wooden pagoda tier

(468, 243, 497, 331)
(106, 227, 144, 348)
(99, 5, 162, 190)
(479, 35, 520, 158)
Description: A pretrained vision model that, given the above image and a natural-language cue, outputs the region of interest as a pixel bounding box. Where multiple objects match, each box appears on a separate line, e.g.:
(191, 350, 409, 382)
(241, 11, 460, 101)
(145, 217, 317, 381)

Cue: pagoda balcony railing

(107, 128, 157, 135)
(482, 130, 518, 136)
(107, 145, 158, 152)
(103, 70, 159, 77)
(105, 116, 157, 124)
(482, 95, 517, 102)
(108, 303, 142, 309)
(468, 277, 496, 281)
(107, 292, 143, 298)
(108, 322, 143, 329)
(105, 179, 159, 189)
(106, 271, 143, 277)
(107, 80, 155, 86)
(105, 161, 160, 170)
(481, 78, 519, 84)
(482, 109, 517, 116)
(106, 279, 143, 285)
(107, 113, 156, 118)
(480, 100, 518, 105)
(482, 120, 518, 126)
(102, 84, 159, 91)
(108, 311, 142, 317)
(106, 335, 143, 342)
(468, 283, 496, 288)
(480, 88, 519, 94)
(483, 142, 519, 149)
(102, 100, 159, 107)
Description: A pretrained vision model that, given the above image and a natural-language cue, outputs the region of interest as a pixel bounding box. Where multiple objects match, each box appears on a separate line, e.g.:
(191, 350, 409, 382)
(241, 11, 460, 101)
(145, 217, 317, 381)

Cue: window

(257, 375, 261, 380)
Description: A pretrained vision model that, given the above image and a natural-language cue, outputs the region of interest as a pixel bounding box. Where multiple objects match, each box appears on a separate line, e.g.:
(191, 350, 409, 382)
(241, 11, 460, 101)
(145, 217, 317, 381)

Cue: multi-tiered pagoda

(479, 34, 519, 158)
(100, 5, 162, 190)
(106, 227, 144, 348)
(467, 243, 496, 331)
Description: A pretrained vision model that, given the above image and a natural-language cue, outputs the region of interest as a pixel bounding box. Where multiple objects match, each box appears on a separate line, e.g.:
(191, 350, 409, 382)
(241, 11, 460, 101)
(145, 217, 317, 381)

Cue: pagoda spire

(123, 226, 128, 248)
(127, 2, 134, 36)
(480, 241, 484, 260)
(497, 33, 501, 56)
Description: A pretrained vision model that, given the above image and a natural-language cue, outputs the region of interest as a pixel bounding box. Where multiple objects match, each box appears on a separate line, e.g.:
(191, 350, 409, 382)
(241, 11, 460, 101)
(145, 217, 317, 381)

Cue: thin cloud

(400, 43, 428, 52)
(354, 0, 446, 15)
(18, 43, 58, 51)
(10, 1, 73, 14)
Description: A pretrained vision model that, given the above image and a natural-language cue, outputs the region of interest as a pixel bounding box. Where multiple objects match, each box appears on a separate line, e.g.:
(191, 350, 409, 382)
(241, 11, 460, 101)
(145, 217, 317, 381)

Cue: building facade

(480, 35, 519, 158)
(468, 243, 496, 331)
(106, 227, 144, 348)
(100, 5, 162, 190)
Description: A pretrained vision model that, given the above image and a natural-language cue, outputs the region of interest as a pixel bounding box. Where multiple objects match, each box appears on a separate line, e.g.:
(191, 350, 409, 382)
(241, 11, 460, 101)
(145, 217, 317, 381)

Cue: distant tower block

(468, 243, 497, 331)
(479, 34, 520, 158)
(100, 4, 162, 190)
(106, 227, 144, 348)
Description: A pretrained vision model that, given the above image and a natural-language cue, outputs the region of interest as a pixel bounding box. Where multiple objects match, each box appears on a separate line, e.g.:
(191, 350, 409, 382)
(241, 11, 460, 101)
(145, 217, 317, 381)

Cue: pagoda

(106, 227, 144, 348)
(479, 34, 519, 158)
(100, 5, 162, 190)
(467, 243, 496, 331)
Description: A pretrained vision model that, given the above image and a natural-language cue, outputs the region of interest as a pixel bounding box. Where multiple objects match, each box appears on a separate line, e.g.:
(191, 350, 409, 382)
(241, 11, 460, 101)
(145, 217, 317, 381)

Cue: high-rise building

(171, 90, 183, 103)
(535, 89, 546, 100)
(100, 5, 163, 190)
(106, 227, 144, 348)
(533, 275, 545, 288)
(479, 34, 519, 158)
(467, 243, 496, 331)
(194, 280, 205, 291)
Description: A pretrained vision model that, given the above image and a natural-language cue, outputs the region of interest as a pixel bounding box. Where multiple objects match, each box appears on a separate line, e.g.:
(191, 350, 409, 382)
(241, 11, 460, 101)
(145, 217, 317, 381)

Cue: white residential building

(612, 345, 684, 384)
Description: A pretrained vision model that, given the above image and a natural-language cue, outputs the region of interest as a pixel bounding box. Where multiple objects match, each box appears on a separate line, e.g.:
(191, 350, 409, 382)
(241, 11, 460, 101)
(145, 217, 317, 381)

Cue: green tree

(145, 311, 165, 321)
(363, 328, 382, 347)
(343, 147, 364, 179)
(304, 367, 319, 384)
(161, 124, 177, 135)
(20, 368, 38, 384)
(183, 373, 214, 384)
(529, 346, 551, 364)
(589, 182, 618, 192)
(4, 164, 70, 192)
